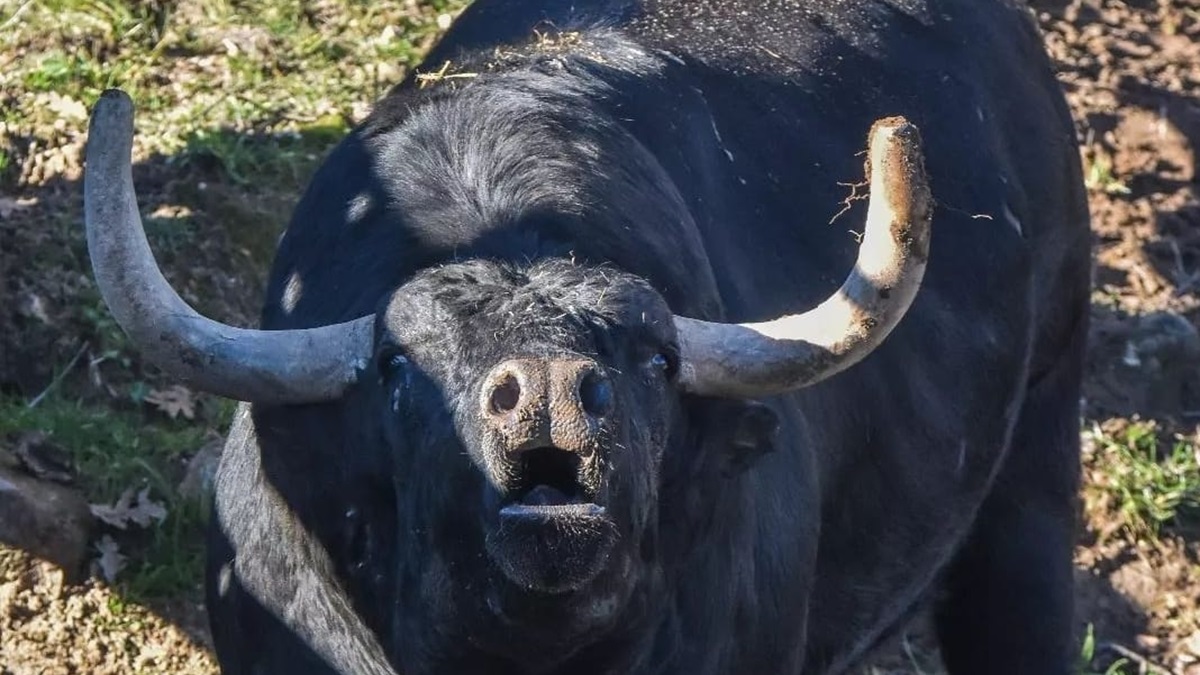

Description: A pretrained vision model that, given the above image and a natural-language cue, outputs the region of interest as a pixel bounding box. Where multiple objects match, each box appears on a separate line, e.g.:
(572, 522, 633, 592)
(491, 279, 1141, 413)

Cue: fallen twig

(28, 341, 90, 409)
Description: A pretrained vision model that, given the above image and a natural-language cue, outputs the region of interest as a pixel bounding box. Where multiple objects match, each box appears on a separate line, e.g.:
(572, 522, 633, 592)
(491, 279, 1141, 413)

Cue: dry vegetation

(0, 1, 1197, 673)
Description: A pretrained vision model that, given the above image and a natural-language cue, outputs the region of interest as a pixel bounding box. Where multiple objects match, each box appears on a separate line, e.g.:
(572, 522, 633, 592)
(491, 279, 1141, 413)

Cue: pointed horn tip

(868, 115, 921, 146)
(867, 116, 926, 177)
(88, 88, 135, 130)
(85, 88, 136, 172)
(866, 116, 932, 258)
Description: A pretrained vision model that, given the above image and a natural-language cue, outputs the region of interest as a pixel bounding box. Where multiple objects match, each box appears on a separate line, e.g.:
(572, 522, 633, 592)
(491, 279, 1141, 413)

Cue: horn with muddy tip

(674, 116, 933, 399)
(83, 88, 375, 404)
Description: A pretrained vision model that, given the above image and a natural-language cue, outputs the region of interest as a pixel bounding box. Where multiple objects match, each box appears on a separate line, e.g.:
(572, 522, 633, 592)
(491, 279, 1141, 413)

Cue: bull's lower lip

(499, 502, 606, 518)
(486, 494, 616, 594)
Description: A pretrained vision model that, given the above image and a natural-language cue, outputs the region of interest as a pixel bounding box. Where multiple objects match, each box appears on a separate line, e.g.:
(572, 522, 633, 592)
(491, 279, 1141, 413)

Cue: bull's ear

(721, 400, 779, 477)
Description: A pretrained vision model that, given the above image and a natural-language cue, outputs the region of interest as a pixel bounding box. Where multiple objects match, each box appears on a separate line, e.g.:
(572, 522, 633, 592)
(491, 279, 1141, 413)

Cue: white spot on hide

(281, 271, 303, 314)
(711, 118, 735, 162)
(1001, 202, 1022, 236)
(346, 192, 373, 224)
(589, 594, 619, 620)
(218, 562, 233, 597)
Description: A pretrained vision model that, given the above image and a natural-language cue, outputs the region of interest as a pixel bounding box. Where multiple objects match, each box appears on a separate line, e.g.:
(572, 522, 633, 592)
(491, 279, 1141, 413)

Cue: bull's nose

(480, 358, 610, 455)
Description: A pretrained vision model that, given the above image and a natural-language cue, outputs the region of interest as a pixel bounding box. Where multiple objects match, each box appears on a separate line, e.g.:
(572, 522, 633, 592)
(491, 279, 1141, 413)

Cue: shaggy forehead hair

(367, 35, 666, 230)
(395, 258, 670, 353)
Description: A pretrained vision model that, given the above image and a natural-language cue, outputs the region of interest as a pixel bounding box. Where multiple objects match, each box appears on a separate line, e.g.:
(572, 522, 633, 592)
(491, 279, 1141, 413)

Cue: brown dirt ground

(2, 1, 1199, 673)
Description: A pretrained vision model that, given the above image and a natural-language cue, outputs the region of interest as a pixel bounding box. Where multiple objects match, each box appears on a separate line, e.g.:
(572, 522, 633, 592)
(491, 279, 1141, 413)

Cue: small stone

(1109, 559, 1159, 609)
(12, 432, 75, 485)
(0, 465, 92, 582)
(1116, 311, 1200, 418)
(1185, 631, 1200, 657)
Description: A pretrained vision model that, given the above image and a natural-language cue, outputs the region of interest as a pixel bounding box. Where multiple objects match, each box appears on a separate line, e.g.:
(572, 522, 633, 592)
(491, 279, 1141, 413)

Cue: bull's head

(368, 258, 681, 601)
(82, 88, 931, 655)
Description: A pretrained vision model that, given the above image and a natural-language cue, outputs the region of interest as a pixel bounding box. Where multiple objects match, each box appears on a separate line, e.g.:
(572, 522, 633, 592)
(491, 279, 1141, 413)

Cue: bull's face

(372, 259, 680, 604)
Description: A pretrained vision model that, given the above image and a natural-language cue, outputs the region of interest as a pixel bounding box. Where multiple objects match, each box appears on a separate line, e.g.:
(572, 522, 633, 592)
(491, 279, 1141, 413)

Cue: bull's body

(203, 1, 1089, 673)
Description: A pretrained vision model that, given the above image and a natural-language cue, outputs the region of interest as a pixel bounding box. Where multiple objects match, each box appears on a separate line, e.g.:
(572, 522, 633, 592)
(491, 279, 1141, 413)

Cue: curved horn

(84, 89, 373, 404)
(675, 116, 933, 399)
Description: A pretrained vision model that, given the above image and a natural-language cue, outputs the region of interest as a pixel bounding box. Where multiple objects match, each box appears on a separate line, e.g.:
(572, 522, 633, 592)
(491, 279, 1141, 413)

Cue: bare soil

(2, 1, 1199, 673)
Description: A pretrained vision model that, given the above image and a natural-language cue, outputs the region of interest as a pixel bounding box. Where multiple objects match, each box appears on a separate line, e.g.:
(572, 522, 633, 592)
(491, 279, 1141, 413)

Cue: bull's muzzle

(479, 357, 612, 457)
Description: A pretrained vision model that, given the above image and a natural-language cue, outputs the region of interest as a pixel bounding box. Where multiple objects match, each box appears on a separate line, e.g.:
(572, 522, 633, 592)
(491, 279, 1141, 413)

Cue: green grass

(1, 0, 455, 158)
(23, 51, 112, 94)
(0, 391, 235, 600)
(1077, 623, 1171, 675)
(1084, 152, 1132, 196)
(1085, 420, 1200, 538)
(178, 118, 349, 187)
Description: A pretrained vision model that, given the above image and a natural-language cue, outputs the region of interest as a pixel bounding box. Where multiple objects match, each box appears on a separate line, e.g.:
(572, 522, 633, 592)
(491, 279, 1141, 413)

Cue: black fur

(206, 1, 1091, 673)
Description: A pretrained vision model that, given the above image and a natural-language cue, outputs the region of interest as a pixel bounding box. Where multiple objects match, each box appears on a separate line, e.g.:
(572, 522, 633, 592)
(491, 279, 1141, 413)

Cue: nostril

(578, 370, 613, 417)
(490, 374, 522, 414)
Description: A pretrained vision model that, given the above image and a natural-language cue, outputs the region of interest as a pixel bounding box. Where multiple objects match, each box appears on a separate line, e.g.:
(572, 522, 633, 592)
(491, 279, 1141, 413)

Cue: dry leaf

(90, 488, 136, 529)
(144, 385, 196, 419)
(129, 487, 167, 527)
(90, 487, 168, 529)
(95, 535, 126, 582)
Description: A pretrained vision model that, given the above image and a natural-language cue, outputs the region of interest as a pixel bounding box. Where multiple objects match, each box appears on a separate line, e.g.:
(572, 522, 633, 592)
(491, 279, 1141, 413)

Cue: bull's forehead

(380, 258, 677, 353)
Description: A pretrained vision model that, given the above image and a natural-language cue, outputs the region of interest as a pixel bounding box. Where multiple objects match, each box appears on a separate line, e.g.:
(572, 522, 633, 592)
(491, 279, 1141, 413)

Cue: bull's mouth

(487, 446, 616, 594)
(504, 447, 595, 511)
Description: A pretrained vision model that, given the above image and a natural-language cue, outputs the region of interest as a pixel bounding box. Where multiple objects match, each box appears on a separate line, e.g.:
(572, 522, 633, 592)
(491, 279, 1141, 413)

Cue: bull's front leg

(932, 308, 1086, 675)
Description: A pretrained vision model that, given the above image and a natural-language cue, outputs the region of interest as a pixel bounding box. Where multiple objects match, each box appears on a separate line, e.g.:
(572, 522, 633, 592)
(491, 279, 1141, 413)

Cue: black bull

(81, 0, 1091, 673)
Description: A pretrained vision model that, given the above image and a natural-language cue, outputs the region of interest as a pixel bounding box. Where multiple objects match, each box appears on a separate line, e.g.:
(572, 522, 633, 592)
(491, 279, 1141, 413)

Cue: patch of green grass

(122, 495, 211, 600)
(1078, 624, 1117, 675)
(2, 0, 458, 160)
(1085, 420, 1200, 538)
(22, 51, 111, 95)
(1077, 623, 1170, 675)
(0, 392, 232, 600)
(39, 0, 171, 43)
(78, 292, 135, 366)
(179, 116, 348, 187)
(0, 395, 206, 502)
(1084, 153, 1132, 195)
(143, 212, 199, 254)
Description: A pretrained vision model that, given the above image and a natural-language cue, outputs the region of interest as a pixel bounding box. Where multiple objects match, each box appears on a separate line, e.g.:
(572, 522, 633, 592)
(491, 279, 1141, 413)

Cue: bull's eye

(647, 349, 679, 381)
(378, 350, 409, 381)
